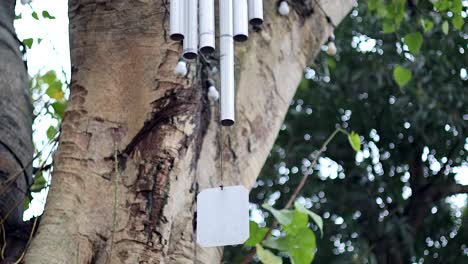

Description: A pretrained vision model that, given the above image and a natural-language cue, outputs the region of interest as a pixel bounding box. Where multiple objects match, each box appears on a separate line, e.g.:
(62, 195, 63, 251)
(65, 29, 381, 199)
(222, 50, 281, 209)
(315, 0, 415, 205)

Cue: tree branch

(241, 128, 348, 264)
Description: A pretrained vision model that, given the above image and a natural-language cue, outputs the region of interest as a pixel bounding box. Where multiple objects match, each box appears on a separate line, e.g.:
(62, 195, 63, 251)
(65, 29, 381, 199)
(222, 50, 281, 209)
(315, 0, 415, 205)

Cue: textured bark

(0, 0, 34, 262)
(23, 0, 353, 263)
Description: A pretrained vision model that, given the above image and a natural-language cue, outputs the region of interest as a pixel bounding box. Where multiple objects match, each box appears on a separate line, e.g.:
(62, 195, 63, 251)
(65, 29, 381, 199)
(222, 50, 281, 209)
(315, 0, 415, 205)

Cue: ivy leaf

(30, 173, 47, 192)
(256, 244, 282, 264)
(421, 19, 434, 33)
(31, 11, 39, 20)
(263, 204, 293, 226)
(452, 15, 464, 30)
(347, 131, 361, 152)
(404, 32, 423, 55)
(245, 221, 269, 246)
(294, 202, 323, 237)
(23, 38, 33, 49)
(42, 10, 56, 19)
(393, 66, 412, 88)
(51, 102, 66, 119)
(442, 21, 449, 35)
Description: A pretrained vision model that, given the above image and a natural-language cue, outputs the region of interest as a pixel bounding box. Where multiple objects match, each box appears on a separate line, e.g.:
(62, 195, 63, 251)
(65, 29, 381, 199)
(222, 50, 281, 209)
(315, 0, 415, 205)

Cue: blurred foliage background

(225, 0, 467, 263)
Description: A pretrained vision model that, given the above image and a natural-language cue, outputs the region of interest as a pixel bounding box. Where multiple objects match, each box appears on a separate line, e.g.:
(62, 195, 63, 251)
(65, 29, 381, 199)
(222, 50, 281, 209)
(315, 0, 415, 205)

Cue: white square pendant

(196, 185, 249, 247)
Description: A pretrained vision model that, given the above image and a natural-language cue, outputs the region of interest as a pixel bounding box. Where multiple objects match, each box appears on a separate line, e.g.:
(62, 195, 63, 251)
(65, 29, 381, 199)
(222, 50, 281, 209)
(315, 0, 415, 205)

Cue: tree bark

(23, 0, 353, 263)
(0, 0, 34, 262)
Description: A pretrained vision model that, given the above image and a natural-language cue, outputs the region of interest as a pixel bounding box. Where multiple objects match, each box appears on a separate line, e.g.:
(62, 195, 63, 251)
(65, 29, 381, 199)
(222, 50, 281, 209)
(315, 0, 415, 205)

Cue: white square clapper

(196, 185, 249, 247)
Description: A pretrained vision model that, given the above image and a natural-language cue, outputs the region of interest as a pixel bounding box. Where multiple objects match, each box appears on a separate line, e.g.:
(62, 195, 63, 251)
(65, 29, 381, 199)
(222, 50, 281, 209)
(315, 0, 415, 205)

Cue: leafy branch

(241, 128, 361, 264)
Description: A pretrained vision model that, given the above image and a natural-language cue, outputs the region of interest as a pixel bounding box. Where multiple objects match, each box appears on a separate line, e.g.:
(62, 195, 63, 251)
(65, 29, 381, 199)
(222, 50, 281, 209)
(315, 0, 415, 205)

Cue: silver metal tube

(170, 0, 185, 41)
(233, 0, 248, 42)
(199, 0, 215, 53)
(248, 0, 263, 26)
(183, 0, 198, 59)
(219, 0, 235, 126)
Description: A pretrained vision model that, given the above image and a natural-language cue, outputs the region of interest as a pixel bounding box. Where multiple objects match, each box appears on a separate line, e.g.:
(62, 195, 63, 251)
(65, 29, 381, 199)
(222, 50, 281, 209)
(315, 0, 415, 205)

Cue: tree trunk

(22, 0, 353, 263)
(0, 0, 34, 262)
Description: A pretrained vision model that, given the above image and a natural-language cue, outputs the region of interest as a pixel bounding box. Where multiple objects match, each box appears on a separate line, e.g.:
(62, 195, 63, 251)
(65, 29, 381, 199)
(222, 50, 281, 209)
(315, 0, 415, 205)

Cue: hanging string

(219, 110, 224, 190)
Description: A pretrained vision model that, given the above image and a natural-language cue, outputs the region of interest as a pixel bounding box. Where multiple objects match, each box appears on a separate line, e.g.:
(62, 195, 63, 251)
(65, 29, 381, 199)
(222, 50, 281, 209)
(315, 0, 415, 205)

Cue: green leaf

(393, 66, 412, 88)
(452, 15, 464, 30)
(450, 0, 463, 13)
(290, 248, 315, 264)
(294, 202, 323, 236)
(287, 228, 316, 264)
(433, 0, 451, 11)
(42, 10, 56, 19)
(386, 0, 405, 29)
(256, 244, 282, 264)
(51, 102, 66, 119)
(46, 125, 56, 140)
(263, 204, 293, 226)
(46, 81, 65, 100)
(368, 0, 377, 11)
(30, 173, 47, 192)
(24, 195, 30, 210)
(382, 19, 396, 33)
(23, 38, 33, 49)
(327, 57, 336, 70)
(404, 32, 423, 55)
(31, 11, 39, 20)
(42, 70, 57, 84)
(421, 19, 434, 33)
(376, 3, 387, 18)
(263, 236, 289, 251)
(347, 131, 361, 152)
(283, 210, 308, 236)
(442, 21, 449, 35)
(368, 0, 387, 16)
(245, 221, 269, 246)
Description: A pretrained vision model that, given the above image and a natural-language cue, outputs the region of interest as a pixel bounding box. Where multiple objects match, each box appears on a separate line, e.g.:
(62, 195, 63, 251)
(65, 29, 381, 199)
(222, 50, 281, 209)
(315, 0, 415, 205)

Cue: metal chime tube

(233, 0, 248, 42)
(199, 0, 215, 53)
(183, 0, 198, 59)
(170, 0, 185, 40)
(248, 0, 263, 26)
(219, 0, 235, 126)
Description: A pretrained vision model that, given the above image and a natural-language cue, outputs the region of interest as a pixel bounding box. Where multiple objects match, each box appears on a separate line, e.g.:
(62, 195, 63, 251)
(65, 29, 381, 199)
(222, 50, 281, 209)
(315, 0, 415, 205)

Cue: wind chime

(169, 0, 264, 248)
(170, 0, 263, 126)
